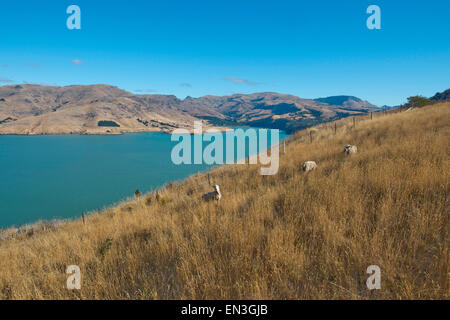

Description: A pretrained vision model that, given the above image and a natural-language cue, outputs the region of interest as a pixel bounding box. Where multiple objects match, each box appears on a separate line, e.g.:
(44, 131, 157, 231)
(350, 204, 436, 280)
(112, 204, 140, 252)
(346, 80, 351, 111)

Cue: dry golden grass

(0, 102, 448, 300)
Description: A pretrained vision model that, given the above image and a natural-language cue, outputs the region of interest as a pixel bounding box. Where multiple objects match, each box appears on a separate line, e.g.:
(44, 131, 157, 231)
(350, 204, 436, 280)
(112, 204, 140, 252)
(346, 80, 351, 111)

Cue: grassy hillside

(0, 102, 448, 299)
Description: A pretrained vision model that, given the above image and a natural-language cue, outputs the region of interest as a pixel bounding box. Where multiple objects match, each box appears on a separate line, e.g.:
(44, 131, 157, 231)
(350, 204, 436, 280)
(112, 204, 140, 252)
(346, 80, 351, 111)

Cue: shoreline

(0, 123, 291, 137)
(0, 125, 234, 137)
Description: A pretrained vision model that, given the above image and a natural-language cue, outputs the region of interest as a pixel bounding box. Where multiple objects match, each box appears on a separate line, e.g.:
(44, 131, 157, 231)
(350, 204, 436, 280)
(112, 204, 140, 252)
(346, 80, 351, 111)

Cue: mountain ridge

(430, 89, 450, 102)
(314, 95, 378, 109)
(0, 84, 380, 135)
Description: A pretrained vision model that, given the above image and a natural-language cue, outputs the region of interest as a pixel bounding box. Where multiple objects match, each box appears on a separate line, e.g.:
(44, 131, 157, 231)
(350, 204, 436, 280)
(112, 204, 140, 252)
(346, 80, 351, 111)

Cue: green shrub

(406, 96, 431, 108)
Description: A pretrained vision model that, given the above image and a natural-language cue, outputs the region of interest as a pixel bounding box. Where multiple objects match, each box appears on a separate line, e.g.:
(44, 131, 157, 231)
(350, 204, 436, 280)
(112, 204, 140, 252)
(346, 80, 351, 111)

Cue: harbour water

(0, 129, 288, 228)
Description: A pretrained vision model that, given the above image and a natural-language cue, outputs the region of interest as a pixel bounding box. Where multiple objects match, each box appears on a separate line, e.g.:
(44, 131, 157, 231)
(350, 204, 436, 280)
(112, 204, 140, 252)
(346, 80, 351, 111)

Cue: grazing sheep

(135, 189, 141, 198)
(202, 185, 222, 202)
(344, 145, 358, 155)
(302, 161, 317, 172)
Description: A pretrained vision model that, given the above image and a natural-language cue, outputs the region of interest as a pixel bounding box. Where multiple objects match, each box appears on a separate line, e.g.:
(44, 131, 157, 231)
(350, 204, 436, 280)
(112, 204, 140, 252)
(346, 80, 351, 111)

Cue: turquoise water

(0, 129, 288, 228)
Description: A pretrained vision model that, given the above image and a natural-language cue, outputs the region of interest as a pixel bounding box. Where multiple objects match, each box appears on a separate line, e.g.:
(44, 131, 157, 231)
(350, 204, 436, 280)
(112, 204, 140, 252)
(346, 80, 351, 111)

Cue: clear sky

(0, 0, 449, 106)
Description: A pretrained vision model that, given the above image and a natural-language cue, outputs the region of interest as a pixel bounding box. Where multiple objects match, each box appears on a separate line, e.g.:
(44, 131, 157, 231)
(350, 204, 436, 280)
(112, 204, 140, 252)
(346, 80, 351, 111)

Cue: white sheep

(302, 161, 317, 172)
(202, 185, 222, 202)
(344, 145, 358, 155)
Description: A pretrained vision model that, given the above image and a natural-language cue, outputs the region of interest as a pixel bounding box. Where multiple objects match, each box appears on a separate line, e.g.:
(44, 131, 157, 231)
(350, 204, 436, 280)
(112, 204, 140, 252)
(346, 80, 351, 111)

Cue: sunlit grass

(0, 102, 448, 299)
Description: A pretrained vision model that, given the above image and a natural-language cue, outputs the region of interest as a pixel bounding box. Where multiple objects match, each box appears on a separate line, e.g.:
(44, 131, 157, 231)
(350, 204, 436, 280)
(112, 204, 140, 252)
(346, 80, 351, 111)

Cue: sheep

(344, 145, 358, 155)
(302, 161, 317, 172)
(202, 185, 222, 202)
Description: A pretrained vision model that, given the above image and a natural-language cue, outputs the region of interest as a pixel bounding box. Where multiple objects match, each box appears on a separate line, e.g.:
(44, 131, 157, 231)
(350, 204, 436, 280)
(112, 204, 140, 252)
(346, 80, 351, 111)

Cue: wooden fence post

(82, 212, 86, 225)
(310, 131, 313, 143)
(370, 112, 373, 120)
(353, 117, 356, 128)
(334, 122, 337, 135)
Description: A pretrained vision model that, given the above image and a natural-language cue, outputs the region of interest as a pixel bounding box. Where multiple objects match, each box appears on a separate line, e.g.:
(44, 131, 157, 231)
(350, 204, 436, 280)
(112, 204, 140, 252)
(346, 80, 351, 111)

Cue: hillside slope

(0, 84, 201, 134)
(430, 89, 450, 102)
(181, 92, 380, 133)
(0, 102, 448, 299)
(314, 95, 378, 110)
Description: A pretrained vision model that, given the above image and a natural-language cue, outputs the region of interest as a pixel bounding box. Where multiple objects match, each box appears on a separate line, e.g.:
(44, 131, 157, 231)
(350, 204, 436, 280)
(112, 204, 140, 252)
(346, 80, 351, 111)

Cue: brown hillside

(0, 84, 199, 135)
(0, 85, 379, 135)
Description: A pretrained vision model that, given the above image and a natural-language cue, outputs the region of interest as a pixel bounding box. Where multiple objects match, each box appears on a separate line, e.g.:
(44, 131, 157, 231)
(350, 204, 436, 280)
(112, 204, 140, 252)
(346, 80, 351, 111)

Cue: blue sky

(0, 0, 449, 106)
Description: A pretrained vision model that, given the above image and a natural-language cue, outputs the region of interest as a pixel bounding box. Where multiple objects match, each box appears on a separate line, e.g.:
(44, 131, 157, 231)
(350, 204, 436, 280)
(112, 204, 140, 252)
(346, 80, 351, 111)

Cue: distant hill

(314, 95, 378, 110)
(381, 105, 401, 110)
(0, 84, 199, 135)
(430, 89, 450, 102)
(183, 92, 378, 133)
(0, 84, 379, 135)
